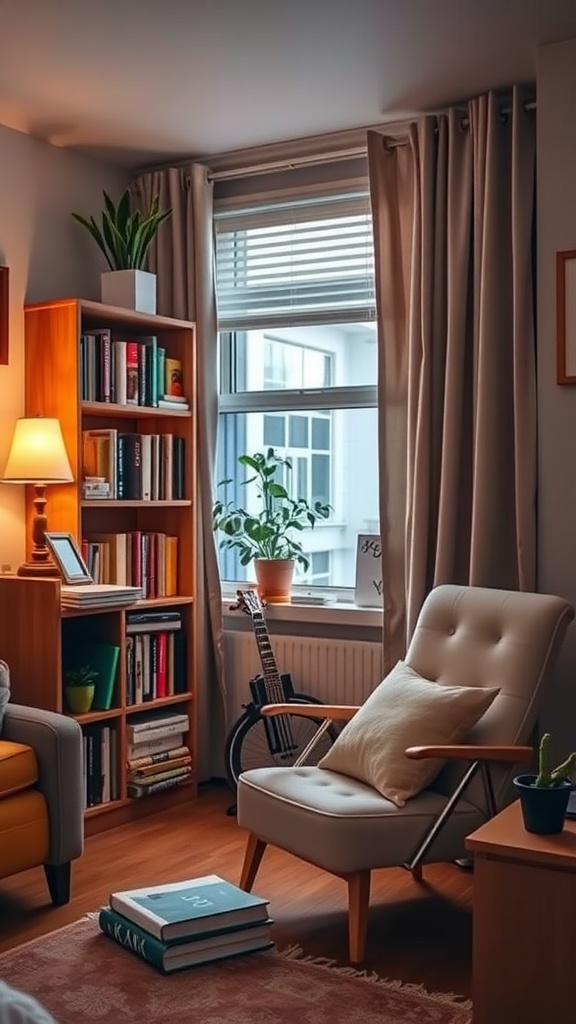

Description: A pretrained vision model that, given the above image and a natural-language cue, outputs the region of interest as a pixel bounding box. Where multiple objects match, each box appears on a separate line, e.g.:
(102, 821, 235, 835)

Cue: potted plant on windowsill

(72, 188, 172, 313)
(212, 448, 331, 603)
(513, 732, 576, 835)
(64, 664, 99, 715)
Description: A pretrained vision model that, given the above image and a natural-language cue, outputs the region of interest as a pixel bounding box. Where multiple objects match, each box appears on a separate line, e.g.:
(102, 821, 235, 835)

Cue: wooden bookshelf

(2, 297, 198, 833)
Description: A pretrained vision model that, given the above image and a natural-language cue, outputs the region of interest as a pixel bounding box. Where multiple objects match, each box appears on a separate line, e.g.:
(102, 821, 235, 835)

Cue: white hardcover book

(114, 341, 127, 406)
(128, 711, 189, 736)
(109, 875, 270, 942)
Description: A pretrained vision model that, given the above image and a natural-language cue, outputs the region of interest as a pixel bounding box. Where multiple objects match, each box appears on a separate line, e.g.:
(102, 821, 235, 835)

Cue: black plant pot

(513, 774, 573, 835)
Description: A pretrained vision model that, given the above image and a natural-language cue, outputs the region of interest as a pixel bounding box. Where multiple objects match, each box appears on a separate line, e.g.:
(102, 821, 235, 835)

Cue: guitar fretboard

(252, 612, 285, 702)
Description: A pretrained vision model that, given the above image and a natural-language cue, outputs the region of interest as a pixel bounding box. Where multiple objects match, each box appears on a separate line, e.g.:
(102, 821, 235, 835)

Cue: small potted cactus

(513, 733, 576, 834)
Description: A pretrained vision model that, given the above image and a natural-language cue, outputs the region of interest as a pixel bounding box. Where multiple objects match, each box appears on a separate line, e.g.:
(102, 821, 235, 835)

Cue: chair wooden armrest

(405, 744, 533, 763)
(260, 703, 359, 722)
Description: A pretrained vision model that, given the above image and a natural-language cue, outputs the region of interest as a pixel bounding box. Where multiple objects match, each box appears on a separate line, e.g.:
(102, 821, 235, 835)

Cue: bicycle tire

(225, 693, 337, 792)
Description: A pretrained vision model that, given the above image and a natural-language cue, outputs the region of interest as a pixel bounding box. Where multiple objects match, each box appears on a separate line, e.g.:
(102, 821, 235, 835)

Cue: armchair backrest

(404, 584, 575, 811)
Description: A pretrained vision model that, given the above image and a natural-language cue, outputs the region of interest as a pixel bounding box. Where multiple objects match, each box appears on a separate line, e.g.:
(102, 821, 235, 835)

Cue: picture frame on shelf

(44, 532, 93, 584)
(556, 249, 576, 384)
(0, 266, 8, 365)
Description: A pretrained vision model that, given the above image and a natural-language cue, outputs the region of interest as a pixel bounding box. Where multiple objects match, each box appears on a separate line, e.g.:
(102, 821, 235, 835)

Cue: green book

(156, 347, 166, 405)
(98, 906, 273, 973)
(109, 874, 270, 941)
(73, 642, 120, 711)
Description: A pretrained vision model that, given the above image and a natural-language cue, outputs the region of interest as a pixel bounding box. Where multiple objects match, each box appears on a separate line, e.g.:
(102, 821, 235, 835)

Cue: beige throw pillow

(317, 660, 499, 807)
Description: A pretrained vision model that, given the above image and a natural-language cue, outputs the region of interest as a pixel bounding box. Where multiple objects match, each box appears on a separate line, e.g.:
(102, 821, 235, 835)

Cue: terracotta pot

(254, 559, 294, 604)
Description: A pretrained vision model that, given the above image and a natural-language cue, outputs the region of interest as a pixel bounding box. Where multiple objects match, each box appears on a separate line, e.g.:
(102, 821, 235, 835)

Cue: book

(127, 744, 190, 770)
(158, 399, 190, 411)
(126, 733, 185, 760)
(142, 335, 159, 407)
(126, 340, 139, 404)
(109, 875, 270, 941)
(128, 754, 191, 779)
(165, 356, 184, 398)
(113, 340, 127, 405)
(127, 763, 192, 786)
(126, 711, 189, 741)
(98, 906, 274, 973)
(127, 773, 190, 798)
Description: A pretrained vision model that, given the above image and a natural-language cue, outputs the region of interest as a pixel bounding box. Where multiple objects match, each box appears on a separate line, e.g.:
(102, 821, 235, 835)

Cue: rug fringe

(277, 943, 472, 1010)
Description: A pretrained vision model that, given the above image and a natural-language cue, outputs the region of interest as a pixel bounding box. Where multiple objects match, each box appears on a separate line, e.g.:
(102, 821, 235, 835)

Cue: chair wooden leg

(347, 870, 371, 965)
(239, 833, 267, 891)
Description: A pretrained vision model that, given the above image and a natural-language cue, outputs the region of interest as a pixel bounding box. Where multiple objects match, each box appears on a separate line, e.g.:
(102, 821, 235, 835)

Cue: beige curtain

(368, 87, 536, 670)
(130, 166, 226, 780)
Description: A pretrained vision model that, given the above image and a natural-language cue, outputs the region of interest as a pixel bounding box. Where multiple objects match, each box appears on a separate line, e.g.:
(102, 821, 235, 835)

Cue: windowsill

(221, 594, 382, 628)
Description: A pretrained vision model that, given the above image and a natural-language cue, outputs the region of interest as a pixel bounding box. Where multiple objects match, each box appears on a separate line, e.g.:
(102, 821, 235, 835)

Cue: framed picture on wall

(556, 250, 576, 384)
(0, 266, 8, 365)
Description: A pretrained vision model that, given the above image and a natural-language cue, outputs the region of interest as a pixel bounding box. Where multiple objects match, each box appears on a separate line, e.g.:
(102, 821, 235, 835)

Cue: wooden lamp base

(18, 484, 60, 579)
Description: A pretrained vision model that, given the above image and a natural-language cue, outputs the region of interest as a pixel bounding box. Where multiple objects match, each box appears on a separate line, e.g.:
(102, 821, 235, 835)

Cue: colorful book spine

(165, 356, 184, 398)
(127, 744, 189, 770)
(126, 341, 139, 405)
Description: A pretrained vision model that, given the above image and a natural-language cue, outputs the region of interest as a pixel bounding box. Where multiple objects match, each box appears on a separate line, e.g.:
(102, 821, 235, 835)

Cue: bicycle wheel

(225, 694, 337, 792)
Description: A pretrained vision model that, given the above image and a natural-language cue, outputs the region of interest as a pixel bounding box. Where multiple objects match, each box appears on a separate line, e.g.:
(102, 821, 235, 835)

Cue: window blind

(214, 190, 375, 330)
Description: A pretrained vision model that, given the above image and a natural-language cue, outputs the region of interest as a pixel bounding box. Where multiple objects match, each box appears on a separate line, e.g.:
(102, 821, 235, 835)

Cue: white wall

(0, 123, 127, 571)
(537, 38, 576, 755)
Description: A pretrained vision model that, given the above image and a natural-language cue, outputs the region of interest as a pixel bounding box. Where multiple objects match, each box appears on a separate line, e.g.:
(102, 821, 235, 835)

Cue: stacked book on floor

(127, 712, 192, 798)
(99, 875, 274, 972)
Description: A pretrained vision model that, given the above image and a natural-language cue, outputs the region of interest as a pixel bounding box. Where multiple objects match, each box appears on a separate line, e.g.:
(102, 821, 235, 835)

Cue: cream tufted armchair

(237, 585, 574, 963)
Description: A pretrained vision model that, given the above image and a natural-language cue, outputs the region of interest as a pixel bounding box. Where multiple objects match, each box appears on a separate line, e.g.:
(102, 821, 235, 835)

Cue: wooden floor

(0, 781, 474, 997)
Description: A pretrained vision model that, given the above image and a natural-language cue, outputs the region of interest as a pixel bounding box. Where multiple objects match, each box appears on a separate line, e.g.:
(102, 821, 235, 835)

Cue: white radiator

(223, 631, 384, 721)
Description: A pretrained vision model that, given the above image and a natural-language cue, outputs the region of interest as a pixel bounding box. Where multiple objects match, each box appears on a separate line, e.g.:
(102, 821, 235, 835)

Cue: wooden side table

(466, 800, 576, 1024)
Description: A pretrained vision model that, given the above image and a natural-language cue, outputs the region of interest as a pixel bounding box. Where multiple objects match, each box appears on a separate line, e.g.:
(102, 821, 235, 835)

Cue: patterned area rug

(0, 918, 472, 1023)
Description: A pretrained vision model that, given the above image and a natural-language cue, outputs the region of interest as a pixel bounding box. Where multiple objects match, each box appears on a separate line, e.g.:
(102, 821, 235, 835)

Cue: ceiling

(3, 0, 576, 170)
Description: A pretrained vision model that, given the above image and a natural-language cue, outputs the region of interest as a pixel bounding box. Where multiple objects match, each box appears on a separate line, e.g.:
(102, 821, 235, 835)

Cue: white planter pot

(101, 270, 157, 314)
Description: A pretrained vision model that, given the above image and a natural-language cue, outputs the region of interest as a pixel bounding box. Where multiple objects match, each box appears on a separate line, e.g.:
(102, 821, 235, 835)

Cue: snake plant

(72, 188, 172, 270)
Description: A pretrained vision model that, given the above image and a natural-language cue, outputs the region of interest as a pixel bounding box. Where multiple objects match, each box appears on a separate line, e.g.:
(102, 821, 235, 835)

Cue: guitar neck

(251, 612, 285, 702)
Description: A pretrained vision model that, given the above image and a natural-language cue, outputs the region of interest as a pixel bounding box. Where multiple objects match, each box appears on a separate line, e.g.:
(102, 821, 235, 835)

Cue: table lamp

(2, 416, 74, 577)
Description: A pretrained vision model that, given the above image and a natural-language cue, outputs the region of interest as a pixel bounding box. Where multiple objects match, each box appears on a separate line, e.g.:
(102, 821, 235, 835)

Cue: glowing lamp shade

(2, 417, 74, 577)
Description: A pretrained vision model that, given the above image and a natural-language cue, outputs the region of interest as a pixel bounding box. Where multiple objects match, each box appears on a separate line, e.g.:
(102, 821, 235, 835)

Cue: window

(215, 185, 379, 590)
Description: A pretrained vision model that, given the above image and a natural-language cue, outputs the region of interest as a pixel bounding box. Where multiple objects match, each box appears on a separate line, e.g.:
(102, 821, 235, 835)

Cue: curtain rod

(207, 146, 368, 182)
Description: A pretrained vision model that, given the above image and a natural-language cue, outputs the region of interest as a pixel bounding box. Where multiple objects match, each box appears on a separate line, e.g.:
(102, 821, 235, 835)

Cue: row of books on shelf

(81, 330, 189, 410)
(126, 625, 188, 705)
(82, 723, 118, 808)
(99, 874, 273, 973)
(83, 428, 186, 501)
(81, 532, 179, 598)
(127, 712, 191, 799)
(81, 713, 192, 807)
